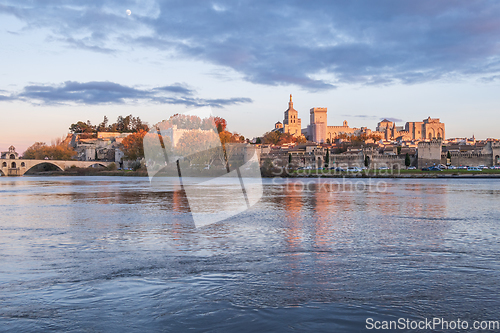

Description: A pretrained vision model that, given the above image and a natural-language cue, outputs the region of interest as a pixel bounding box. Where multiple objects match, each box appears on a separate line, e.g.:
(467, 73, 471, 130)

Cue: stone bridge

(0, 159, 116, 176)
(1, 146, 117, 176)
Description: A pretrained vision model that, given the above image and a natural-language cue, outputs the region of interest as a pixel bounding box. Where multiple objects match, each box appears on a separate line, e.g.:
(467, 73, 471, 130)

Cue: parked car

(335, 167, 345, 172)
(378, 166, 389, 170)
(346, 167, 362, 172)
(448, 165, 457, 169)
(489, 166, 500, 169)
(407, 166, 416, 170)
(467, 167, 482, 171)
(457, 166, 468, 170)
(423, 166, 441, 171)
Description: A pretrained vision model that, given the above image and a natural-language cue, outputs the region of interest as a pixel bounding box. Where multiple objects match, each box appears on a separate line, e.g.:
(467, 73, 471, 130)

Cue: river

(1, 177, 499, 332)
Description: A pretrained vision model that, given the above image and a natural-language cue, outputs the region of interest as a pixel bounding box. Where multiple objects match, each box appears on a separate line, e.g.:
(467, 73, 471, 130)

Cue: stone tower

(418, 139, 442, 168)
(283, 94, 302, 136)
(309, 107, 328, 143)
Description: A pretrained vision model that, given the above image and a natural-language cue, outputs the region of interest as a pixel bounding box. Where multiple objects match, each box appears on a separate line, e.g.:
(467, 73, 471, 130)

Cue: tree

(130, 116, 149, 132)
(288, 153, 292, 164)
(214, 117, 227, 133)
(121, 130, 147, 161)
(143, 131, 172, 166)
(175, 130, 221, 168)
(255, 137, 262, 144)
(296, 135, 307, 144)
(97, 116, 109, 132)
(405, 153, 411, 168)
(23, 142, 48, 160)
(69, 121, 96, 136)
(262, 131, 296, 145)
(23, 140, 76, 160)
(397, 146, 402, 155)
(447, 151, 451, 159)
(364, 155, 370, 168)
(262, 131, 281, 145)
(324, 148, 329, 168)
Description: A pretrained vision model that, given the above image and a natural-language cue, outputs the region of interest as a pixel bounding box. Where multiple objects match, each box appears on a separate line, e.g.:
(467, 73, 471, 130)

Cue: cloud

(341, 114, 378, 119)
(58, 37, 116, 54)
(478, 75, 500, 83)
(2, 1, 500, 91)
(381, 117, 404, 123)
(153, 83, 195, 96)
(4, 81, 252, 107)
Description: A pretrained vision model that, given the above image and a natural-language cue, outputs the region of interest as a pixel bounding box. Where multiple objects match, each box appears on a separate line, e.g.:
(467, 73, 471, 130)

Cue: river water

(0, 176, 499, 332)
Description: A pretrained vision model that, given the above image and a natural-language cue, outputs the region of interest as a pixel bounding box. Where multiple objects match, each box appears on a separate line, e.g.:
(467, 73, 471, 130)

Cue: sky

(1, 0, 500, 152)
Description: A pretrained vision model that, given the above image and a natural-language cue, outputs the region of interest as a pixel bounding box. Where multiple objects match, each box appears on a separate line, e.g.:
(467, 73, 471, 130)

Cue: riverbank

(11, 168, 500, 178)
(25, 168, 148, 177)
(284, 168, 500, 178)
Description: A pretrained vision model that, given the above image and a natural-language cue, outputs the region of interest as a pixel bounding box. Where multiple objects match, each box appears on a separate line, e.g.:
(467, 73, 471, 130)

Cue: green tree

(397, 146, 402, 155)
(405, 153, 411, 168)
(69, 121, 96, 137)
(288, 153, 292, 164)
(97, 116, 109, 132)
(364, 155, 370, 168)
(324, 148, 329, 168)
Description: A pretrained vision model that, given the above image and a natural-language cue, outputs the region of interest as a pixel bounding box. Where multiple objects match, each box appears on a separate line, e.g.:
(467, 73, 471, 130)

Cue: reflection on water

(1, 176, 500, 332)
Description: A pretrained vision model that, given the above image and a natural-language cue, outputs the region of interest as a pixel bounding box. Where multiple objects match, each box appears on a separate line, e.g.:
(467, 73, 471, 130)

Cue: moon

(126, 9, 131, 16)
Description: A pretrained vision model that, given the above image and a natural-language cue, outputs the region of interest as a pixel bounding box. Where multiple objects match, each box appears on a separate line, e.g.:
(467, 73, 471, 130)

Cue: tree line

(69, 115, 149, 138)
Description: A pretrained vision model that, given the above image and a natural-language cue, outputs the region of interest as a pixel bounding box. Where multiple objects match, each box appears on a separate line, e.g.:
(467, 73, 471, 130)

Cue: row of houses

(257, 139, 500, 169)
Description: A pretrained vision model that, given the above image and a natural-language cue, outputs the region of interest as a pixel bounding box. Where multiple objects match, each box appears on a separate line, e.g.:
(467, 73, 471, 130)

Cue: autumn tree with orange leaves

(122, 130, 148, 161)
(23, 137, 77, 160)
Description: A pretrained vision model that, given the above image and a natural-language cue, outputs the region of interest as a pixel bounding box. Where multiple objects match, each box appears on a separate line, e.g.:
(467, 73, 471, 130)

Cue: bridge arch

(24, 161, 65, 174)
(88, 163, 108, 168)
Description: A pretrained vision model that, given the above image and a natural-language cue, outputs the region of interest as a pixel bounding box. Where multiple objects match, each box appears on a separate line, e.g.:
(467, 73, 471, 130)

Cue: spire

(290, 94, 292, 102)
(288, 94, 293, 109)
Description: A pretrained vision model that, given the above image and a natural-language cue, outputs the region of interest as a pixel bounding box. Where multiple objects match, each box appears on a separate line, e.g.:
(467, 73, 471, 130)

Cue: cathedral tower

(283, 94, 302, 136)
